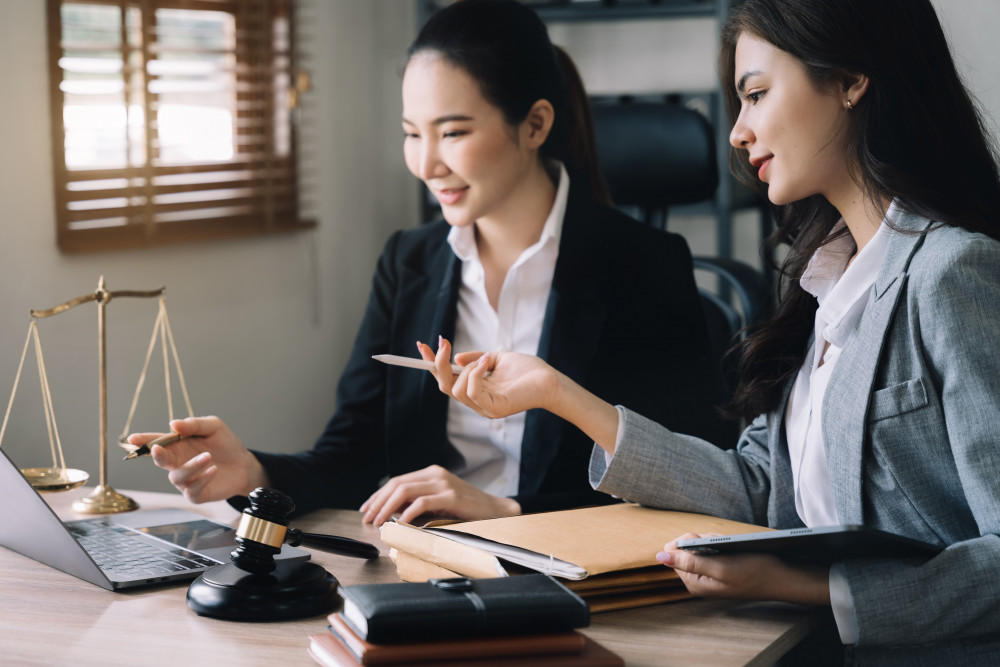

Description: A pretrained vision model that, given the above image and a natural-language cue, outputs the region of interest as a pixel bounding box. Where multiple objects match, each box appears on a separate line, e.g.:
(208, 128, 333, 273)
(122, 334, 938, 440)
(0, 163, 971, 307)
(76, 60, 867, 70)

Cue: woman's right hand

(127, 416, 269, 504)
(417, 338, 562, 418)
(418, 338, 621, 453)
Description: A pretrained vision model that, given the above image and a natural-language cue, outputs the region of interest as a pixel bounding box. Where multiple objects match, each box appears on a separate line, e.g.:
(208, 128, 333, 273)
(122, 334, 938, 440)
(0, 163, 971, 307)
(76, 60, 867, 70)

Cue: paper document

(424, 528, 587, 579)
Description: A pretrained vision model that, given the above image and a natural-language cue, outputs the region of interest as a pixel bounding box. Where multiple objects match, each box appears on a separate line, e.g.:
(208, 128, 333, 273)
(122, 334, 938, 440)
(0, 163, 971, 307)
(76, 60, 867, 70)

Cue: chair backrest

(591, 99, 771, 405)
(693, 257, 772, 408)
(692, 256, 770, 331)
(592, 101, 718, 229)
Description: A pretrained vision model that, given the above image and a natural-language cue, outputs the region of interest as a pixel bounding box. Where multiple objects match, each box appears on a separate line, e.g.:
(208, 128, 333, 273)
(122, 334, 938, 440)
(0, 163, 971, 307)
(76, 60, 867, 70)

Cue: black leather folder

(337, 574, 590, 644)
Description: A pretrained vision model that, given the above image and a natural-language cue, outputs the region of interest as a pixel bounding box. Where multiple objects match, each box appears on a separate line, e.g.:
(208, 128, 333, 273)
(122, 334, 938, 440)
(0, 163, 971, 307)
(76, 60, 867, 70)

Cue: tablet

(676, 525, 942, 564)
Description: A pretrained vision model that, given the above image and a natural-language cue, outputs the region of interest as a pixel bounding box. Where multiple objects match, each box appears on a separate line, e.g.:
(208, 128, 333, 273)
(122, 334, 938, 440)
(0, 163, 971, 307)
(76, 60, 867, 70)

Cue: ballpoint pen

(122, 432, 184, 461)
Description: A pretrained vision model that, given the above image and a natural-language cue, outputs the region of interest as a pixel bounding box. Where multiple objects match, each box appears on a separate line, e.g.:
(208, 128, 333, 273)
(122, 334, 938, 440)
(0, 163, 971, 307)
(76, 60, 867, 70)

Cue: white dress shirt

(444, 163, 569, 497)
(786, 216, 891, 527)
(786, 201, 897, 644)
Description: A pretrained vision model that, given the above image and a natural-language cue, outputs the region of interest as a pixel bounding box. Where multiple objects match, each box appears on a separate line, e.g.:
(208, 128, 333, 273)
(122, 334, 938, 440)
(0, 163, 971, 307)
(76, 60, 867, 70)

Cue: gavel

(187, 487, 378, 620)
(231, 487, 379, 574)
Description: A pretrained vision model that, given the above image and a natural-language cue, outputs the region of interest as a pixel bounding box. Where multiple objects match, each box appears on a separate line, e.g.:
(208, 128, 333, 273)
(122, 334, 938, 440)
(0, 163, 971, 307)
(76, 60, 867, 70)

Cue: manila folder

(384, 503, 768, 580)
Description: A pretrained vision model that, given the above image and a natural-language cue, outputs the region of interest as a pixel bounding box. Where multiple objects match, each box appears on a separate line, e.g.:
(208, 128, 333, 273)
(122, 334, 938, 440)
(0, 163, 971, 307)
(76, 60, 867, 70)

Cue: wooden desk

(1, 488, 821, 666)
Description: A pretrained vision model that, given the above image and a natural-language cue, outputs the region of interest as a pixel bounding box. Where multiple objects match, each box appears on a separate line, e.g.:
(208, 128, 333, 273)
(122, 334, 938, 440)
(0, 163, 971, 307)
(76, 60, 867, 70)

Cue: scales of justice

(0, 276, 194, 514)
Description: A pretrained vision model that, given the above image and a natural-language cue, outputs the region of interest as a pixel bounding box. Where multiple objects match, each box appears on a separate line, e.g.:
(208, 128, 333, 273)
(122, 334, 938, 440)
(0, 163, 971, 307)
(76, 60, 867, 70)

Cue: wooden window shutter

(47, 0, 314, 253)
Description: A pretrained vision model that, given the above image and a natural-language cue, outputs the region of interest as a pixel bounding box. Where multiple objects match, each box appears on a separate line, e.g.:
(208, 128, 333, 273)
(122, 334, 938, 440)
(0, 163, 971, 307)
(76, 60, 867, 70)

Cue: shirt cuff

(829, 562, 859, 644)
(604, 405, 626, 467)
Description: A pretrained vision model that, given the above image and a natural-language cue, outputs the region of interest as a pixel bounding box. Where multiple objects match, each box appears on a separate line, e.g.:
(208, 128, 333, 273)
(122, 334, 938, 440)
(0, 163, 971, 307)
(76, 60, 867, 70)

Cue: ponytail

(552, 45, 611, 206)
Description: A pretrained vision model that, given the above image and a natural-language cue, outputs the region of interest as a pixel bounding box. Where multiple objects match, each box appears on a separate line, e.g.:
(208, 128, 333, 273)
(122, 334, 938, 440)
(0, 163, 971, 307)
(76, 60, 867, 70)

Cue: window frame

(46, 0, 314, 254)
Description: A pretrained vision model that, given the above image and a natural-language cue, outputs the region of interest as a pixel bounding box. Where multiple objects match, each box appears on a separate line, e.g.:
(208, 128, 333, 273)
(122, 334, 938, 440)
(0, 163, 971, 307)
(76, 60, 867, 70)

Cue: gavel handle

(286, 528, 380, 560)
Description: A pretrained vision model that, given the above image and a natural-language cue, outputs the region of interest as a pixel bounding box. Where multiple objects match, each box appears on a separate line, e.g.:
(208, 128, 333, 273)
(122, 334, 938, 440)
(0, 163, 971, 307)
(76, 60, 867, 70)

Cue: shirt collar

(801, 199, 899, 348)
(447, 161, 568, 263)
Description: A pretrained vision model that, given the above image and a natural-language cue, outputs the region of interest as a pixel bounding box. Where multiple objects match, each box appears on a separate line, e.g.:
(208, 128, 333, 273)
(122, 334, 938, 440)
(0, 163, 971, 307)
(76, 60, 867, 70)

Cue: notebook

(0, 446, 309, 590)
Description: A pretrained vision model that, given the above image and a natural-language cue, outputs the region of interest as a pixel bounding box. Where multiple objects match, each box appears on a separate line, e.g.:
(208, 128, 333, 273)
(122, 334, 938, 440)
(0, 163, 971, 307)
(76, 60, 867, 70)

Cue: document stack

(378, 502, 767, 612)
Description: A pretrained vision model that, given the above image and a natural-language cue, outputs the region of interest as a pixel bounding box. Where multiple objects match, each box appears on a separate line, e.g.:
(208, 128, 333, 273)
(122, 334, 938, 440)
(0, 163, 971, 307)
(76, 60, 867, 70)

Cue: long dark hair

(719, 0, 1000, 420)
(407, 0, 610, 204)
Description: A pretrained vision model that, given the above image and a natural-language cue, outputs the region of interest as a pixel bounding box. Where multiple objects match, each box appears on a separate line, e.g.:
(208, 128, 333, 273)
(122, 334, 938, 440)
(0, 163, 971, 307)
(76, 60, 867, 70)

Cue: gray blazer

(590, 211, 1000, 664)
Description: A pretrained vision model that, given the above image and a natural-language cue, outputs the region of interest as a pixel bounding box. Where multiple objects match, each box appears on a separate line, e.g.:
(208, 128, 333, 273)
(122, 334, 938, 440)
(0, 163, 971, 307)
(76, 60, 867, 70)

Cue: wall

(0, 1, 418, 495)
(935, 0, 1000, 140)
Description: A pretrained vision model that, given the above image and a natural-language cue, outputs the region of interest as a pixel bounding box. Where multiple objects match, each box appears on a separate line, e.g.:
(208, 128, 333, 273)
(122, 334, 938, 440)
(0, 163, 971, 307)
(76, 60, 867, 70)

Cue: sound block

(187, 560, 339, 621)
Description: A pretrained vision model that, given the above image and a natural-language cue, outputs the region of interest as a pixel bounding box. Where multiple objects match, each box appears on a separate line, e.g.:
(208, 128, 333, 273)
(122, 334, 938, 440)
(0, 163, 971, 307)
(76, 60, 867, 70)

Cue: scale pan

(21, 466, 89, 492)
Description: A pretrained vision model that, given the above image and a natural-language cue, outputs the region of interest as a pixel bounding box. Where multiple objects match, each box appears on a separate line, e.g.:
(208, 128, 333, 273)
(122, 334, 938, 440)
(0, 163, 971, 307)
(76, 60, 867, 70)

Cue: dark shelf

(417, 1, 722, 26)
(530, 1, 719, 22)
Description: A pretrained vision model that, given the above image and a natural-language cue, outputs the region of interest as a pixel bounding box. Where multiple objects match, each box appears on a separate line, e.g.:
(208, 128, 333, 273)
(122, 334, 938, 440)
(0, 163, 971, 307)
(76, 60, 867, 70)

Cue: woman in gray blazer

(427, 0, 1000, 663)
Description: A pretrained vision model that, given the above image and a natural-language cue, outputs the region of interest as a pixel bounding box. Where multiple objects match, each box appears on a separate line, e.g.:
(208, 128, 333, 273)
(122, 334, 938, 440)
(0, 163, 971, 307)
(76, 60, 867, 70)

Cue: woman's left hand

(359, 464, 521, 527)
(657, 533, 831, 605)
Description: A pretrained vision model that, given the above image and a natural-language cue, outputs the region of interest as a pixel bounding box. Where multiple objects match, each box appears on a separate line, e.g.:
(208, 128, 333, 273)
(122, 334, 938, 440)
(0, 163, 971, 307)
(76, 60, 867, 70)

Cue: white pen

(372, 354, 463, 374)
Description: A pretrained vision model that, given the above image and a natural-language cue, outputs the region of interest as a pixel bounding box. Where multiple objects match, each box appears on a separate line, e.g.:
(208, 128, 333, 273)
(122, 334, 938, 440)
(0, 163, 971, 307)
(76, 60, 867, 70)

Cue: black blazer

(253, 187, 731, 515)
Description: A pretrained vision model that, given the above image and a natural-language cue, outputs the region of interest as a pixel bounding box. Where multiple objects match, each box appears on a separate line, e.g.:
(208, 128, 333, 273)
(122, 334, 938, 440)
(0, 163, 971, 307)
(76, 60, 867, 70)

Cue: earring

(845, 99, 854, 110)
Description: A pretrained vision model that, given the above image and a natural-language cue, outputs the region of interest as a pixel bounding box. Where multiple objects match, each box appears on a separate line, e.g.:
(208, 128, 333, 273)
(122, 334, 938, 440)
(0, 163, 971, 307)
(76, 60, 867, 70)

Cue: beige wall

(0, 1, 997, 496)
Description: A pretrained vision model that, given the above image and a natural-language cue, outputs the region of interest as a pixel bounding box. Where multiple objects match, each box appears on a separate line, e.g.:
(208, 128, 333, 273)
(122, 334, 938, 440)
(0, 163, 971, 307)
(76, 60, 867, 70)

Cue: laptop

(0, 446, 310, 590)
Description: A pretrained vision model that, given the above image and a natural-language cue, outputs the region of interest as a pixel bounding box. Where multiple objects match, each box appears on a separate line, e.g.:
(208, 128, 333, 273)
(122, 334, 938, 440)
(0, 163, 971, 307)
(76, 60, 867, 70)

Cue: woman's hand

(417, 338, 561, 418)
(657, 533, 831, 605)
(416, 338, 471, 400)
(359, 464, 521, 527)
(128, 416, 269, 504)
(419, 337, 621, 453)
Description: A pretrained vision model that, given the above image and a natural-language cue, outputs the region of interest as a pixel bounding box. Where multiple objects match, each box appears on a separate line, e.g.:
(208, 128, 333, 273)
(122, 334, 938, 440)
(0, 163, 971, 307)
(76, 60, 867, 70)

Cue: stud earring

(845, 99, 854, 110)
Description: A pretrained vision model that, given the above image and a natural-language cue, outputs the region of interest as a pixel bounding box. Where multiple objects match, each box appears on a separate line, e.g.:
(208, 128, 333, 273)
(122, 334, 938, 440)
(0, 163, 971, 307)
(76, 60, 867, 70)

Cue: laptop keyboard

(66, 519, 222, 579)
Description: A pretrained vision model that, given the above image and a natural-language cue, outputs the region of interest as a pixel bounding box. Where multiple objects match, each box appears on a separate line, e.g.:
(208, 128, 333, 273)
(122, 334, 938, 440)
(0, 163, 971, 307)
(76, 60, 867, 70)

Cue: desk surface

(2, 488, 820, 667)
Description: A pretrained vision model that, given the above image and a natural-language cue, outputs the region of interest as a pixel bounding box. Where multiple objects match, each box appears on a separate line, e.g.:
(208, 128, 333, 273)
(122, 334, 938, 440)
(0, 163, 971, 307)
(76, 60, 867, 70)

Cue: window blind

(47, 0, 314, 253)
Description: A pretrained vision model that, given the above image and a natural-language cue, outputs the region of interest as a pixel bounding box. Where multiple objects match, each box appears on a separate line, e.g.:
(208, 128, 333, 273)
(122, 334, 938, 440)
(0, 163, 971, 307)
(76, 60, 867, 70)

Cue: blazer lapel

(390, 241, 463, 474)
(427, 248, 462, 342)
(392, 238, 461, 354)
(520, 192, 607, 493)
(768, 382, 805, 528)
(822, 213, 930, 523)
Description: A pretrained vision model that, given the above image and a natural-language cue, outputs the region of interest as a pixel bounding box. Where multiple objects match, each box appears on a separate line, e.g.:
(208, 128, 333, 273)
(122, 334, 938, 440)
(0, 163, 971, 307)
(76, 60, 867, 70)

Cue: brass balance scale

(0, 276, 193, 513)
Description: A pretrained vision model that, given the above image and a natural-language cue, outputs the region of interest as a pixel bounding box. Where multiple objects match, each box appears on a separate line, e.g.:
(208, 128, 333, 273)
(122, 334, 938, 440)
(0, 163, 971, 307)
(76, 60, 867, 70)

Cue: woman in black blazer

(133, 0, 730, 522)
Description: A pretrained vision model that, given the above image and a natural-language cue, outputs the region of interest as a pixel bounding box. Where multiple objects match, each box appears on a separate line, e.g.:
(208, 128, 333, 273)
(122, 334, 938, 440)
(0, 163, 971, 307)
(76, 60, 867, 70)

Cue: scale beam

(31, 286, 165, 319)
(28, 277, 166, 514)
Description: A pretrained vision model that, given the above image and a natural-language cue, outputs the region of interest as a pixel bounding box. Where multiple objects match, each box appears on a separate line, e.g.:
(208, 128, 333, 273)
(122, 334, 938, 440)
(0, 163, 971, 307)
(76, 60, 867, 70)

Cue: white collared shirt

(786, 200, 897, 644)
(443, 163, 569, 497)
(786, 203, 895, 527)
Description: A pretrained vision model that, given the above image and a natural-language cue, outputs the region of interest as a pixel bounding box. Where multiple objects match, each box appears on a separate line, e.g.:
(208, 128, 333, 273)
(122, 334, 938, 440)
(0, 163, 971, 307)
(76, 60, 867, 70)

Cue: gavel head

(230, 487, 296, 575)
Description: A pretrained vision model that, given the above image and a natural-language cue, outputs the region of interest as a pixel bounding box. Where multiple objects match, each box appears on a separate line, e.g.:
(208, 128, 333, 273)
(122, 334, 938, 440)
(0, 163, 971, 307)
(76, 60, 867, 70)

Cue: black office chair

(591, 99, 772, 400)
(692, 255, 770, 334)
(592, 101, 718, 230)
